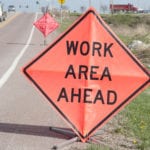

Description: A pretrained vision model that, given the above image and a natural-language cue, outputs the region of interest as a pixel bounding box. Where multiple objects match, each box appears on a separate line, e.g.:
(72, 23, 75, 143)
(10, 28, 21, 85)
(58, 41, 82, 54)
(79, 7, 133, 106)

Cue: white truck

(0, 3, 7, 22)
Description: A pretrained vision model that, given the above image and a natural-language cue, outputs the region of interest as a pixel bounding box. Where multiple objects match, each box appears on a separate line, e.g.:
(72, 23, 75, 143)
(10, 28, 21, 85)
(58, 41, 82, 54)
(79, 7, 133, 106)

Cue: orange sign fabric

(23, 8, 150, 142)
(33, 13, 59, 37)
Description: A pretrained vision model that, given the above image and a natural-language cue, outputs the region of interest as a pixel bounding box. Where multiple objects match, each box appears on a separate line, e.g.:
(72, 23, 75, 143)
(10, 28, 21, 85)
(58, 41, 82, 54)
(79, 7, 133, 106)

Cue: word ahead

(57, 88, 117, 104)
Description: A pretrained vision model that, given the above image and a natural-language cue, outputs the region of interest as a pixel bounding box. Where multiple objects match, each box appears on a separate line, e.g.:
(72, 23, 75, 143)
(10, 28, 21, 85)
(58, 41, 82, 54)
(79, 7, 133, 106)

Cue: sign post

(33, 12, 59, 45)
(23, 7, 150, 146)
(58, 0, 65, 23)
(89, 0, 91, 7)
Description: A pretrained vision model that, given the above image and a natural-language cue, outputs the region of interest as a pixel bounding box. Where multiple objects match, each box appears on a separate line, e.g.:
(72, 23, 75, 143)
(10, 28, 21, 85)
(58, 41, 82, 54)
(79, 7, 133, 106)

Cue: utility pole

(46, 0, 54, 12)
(110, 0, 114, 14)
(51, 0, 54, 12)
(89, 0, 91, 7)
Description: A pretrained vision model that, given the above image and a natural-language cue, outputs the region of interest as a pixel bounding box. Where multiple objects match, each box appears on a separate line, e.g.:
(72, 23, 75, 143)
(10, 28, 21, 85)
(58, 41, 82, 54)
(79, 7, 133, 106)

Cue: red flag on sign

(34, 13, 59, 37)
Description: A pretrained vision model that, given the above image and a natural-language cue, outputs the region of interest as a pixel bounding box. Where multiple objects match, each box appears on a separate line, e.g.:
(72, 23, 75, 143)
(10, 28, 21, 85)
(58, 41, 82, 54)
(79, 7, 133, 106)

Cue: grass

(57, 16, 77, 33)
(118, 34, 133, 45)
(58, 13, 150, 44)
(133, 48, 150, 68)
(102, 14, 150, 27)
(86, 144, 110, 150)
(118, 33, 150, 46)
(119, 88, 150, 150)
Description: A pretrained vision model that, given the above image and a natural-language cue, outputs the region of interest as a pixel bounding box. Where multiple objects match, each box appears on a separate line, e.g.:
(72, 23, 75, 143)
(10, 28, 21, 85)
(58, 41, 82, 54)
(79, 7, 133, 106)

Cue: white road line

(0, 13, 38, 89)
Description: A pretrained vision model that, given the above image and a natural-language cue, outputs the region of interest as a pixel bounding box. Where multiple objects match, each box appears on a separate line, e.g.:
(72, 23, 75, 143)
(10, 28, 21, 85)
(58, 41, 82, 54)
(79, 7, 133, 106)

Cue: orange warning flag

(34, 12, 59, 37)
(23, 8, 150, 142)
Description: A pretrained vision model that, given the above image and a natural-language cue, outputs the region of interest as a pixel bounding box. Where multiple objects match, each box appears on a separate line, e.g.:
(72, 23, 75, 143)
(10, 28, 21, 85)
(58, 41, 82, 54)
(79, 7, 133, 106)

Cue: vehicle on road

(0, 3, 7, 22)
(110, 3, 138, 13)
(8, 5, 16, 12)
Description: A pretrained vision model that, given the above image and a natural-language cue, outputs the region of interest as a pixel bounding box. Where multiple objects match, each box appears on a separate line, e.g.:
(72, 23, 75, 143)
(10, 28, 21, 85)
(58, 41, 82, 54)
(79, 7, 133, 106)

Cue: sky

(1, 0, 150, 13)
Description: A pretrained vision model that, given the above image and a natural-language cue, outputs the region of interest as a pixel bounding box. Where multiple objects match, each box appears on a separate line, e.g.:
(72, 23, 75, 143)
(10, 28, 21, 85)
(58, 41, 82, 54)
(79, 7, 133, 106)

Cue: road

(0, 13, 87, 150)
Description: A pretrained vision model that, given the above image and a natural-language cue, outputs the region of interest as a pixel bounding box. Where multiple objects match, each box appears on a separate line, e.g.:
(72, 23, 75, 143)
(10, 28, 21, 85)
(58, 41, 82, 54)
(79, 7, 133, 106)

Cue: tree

(36, 1, 39, 5)
(100, 5, 108, 14)
(80, 6, 86, 13)
(62, 5, 68, 10)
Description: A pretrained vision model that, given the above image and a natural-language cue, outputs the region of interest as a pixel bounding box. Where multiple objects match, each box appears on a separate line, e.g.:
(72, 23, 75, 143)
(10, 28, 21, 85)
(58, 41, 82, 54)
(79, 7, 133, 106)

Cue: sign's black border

(23, 9, 150, 140)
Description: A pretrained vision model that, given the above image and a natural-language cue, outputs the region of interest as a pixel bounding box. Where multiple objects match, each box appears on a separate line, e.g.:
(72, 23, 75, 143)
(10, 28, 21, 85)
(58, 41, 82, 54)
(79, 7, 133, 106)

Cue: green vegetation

(118, 34, 150, 46)
(117, 34, 133, 45)
(102, 14, 150, 27)
(58, 13, 150, 44)
(86, 144, 110, 150)
(61, 13, 150, 27)
(58, 16, 77, 33)
(133, 48, 150, 68)
(120, 88, 150, 149)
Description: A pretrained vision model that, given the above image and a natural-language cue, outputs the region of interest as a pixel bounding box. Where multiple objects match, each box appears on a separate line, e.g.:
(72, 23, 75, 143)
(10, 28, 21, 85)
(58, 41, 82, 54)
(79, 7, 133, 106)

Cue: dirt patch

(60, 114, 139, 150)
(0, 13, 20, 29)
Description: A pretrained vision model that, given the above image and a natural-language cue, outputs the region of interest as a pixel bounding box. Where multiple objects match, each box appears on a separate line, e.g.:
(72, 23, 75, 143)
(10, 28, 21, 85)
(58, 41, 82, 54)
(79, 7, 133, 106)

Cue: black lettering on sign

(80, 41, 90, 56)
(93, 90, 104, 104)
(71, 88, 81, 103)
(64, 40, 115, 105)
(64, 65, 76, 79)
(100, 67, 112, 81)
(104, 43, 113, 57)
(92, 41, 102, 56)
(66, 41, 79, 55)
(57, 87, 69, 102)
(107, 90, 117, 105)
(57, 88, 117, 105)
(79, 65, 88, 79)
(90, 66, 99, 80)
(84, 89, 93, 103)
(65, 65, 112, 81)
(66, 40, 114, 57)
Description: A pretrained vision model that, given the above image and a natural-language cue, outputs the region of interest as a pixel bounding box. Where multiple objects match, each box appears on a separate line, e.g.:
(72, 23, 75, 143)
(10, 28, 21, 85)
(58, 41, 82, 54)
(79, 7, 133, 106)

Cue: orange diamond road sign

(23, 8, 150, 142)
(33, 12, 59, 37)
